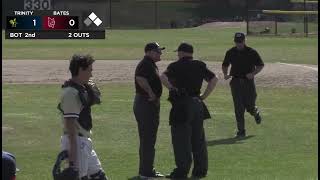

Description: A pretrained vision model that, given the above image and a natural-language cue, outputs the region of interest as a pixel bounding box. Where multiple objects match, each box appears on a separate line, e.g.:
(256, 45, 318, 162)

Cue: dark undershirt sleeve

(222, 51, 231, 67)
(136, 62, 152, 78)
(164, 63, 176, 79)
(253, 50, 264, 66)
(204, 65, 216, 82)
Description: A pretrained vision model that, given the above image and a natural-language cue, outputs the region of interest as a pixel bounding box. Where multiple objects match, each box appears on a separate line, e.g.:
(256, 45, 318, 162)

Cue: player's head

(69, 54, 95, 83)
(144, 42, 165, 62)
(175, 42, 193, 59)
(2, 151, 18, 180)
(234, 32, 246, 49)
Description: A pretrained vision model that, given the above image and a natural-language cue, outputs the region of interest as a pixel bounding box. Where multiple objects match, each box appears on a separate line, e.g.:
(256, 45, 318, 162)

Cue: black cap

(234, 32, 245, 43)
(2, 151, 18, 179)
(174, 43, 194, 53)
(144, 42, 165, 53)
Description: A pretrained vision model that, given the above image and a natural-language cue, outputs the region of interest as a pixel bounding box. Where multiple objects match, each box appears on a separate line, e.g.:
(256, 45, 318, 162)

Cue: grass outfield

(2, 84, 318, 180)
(2, 27, 318, 64)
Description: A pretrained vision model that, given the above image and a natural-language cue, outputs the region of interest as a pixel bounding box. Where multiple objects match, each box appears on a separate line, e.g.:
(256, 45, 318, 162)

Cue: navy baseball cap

(234, 32, 245, 43)
(144, 42, 165, 53)
(174, 43, 194, 53)
(2, 151, 18, 180)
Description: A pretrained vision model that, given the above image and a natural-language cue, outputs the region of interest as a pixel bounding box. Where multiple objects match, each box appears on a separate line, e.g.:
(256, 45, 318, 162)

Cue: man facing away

(161, 43, 218, 179)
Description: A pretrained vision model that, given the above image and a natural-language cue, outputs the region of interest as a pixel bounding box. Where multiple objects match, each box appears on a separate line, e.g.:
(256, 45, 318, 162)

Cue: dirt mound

(198, 21, 246, 28)
(2, 60, 317, 88)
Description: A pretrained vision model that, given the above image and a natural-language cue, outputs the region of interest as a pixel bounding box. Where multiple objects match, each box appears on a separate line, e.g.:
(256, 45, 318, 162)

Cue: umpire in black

(161, 43, 218, 179)
(133, 42, 165, 179)
(222, 32, 264, 138)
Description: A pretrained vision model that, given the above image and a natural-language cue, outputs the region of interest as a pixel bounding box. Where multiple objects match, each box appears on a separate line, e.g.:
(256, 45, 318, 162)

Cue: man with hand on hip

(133, 42, 165, 179)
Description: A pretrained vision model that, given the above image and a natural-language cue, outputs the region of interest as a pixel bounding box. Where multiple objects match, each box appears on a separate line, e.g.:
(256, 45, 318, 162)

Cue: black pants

(230, 78, 259, 132)
(133, 95, 160, 175)
(171, 97, 208, 177)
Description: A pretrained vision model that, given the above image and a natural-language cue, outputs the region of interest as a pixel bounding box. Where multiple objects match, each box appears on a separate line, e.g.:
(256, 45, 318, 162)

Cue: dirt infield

(199, 22, 246, 28)
(2, 60, 318, 88)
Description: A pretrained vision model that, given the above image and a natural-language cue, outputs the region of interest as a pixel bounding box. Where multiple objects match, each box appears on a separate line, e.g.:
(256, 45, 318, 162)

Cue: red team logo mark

(43, 16, 78, 30)
(48, 17, 55, 28)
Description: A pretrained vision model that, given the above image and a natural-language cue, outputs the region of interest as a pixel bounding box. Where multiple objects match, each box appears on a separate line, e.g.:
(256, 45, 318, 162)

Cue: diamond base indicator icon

(84, 12, 102, 27)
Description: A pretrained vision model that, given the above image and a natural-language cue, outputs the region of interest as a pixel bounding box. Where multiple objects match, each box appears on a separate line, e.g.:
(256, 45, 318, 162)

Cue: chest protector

(58, 80, 97, 131)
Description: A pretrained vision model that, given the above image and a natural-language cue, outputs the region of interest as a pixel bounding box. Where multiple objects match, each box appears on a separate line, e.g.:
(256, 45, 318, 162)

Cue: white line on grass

(277, 62, 318, 71)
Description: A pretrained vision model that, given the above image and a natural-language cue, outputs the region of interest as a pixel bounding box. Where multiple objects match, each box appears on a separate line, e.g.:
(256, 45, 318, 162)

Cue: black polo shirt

(135, 56, 162, 98)
(222, 46, 264, 77)
(164, 56, 216, 97)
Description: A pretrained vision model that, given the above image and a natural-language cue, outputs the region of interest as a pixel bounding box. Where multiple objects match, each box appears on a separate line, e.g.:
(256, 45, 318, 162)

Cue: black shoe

(191, 173, 206, 179)
(254, 112, 262, 124)
(235, 130, 246, 138)
(165, 171, 187, 179)
(139, 170, 164, 179)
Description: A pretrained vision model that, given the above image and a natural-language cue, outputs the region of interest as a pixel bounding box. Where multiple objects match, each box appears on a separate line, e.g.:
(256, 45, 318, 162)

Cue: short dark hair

(175, 42, 193, 53)
(69, 54, 95, 77)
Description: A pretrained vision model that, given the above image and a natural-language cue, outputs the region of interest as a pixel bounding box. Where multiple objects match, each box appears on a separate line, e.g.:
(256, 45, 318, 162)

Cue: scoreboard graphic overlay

(5, 0, 106, 39)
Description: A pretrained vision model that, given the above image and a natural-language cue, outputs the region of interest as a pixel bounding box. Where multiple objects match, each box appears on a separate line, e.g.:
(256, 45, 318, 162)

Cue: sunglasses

(152, 49, 162, 54)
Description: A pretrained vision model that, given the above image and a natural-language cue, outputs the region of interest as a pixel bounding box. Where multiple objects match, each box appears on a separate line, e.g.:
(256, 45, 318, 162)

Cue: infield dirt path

(2, 60, 318, 88)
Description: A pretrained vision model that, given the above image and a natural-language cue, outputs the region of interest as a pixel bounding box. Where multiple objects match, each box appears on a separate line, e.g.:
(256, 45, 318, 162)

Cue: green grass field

(2, 84, 318, 180)
(2, 26, 318, 64)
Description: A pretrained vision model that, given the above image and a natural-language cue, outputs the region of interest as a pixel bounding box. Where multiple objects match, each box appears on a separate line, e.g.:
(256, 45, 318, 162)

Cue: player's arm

(247, 50, 264, 79)
(252, 65, 264, 75)
(222, 51, 231, 80)
(253, 50, 264, 75)
(201, 76, 218, 100)
(160, 71, 175, 90)
(64, 117, 78, 168)
(222, 66, 230, 78)
(135, 76, 156, 101)
(201, 65, 218, 100)
(160, 64, 177, 91)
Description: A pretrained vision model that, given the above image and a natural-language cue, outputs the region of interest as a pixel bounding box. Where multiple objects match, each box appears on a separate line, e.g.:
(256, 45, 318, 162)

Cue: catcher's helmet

(52, 150, 79, 180)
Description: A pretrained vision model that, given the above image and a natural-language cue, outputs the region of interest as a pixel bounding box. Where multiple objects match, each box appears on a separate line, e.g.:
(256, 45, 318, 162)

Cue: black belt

(64, 132, 84, 137)
(232, 75, 247, 79)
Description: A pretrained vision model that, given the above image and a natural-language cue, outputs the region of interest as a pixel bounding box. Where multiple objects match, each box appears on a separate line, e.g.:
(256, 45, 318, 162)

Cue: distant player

(222, 32, 264, 138)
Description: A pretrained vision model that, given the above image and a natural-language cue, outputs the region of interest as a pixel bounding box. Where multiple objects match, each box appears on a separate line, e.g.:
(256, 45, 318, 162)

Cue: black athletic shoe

(254, 112, 262, 124)
(235, 130, 246, 138)
(139, 170, 164, 179)
(191, 173, 206, 179)
(165, 171, 187, 179)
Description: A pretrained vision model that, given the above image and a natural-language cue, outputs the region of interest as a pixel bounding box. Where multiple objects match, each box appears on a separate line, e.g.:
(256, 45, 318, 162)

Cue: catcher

(55, 54, 107, 180)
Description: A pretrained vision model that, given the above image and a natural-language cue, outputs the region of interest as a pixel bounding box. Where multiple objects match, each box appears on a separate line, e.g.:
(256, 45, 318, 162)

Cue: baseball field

(2, 23, 318, 180)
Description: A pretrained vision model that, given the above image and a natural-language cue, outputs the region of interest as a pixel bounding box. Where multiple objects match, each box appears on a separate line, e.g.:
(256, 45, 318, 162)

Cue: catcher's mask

(52, 150, 79, 180)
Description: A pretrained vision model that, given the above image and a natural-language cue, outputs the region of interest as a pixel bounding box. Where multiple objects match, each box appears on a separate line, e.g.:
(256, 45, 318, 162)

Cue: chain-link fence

(247, 1, 318, 37)
(247, 10, 318, 36)
(105, 1, 200, 29)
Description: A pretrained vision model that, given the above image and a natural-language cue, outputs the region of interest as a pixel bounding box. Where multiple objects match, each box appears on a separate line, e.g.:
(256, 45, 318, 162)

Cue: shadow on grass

(128, 176, 140, 180)
(206, 135, 255, 146)
(128, 177, 200, 180)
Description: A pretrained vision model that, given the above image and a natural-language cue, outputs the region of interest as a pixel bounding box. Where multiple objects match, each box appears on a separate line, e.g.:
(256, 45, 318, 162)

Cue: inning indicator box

(5, 10, 105, 39)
